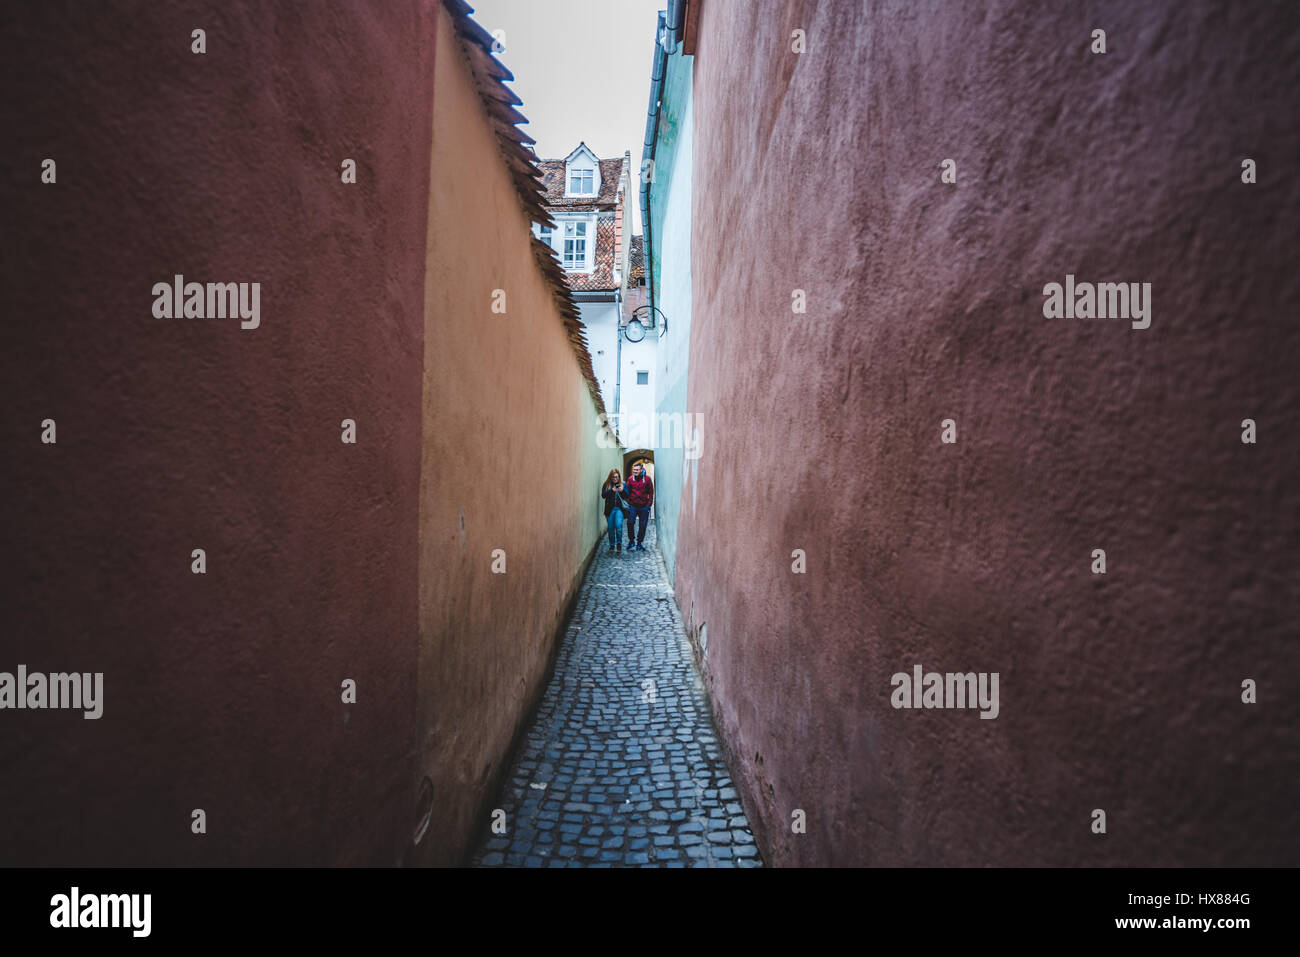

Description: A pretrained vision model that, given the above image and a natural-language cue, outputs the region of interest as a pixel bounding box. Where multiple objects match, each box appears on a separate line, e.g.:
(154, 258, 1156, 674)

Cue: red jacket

(624, 473, 654, 508)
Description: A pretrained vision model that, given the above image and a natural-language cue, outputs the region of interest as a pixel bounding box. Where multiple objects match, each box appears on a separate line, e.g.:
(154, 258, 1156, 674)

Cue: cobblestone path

(471, 519, 762, 867)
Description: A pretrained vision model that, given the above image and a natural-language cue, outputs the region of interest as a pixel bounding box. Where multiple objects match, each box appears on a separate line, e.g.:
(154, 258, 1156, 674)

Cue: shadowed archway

(623, 448, 654, 482)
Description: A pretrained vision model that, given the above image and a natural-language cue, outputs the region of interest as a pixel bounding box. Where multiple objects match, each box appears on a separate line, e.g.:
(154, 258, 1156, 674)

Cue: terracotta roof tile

(536, 157, 625, 209)
(537, 151, 628, 294)
(562, 215, 619, 292)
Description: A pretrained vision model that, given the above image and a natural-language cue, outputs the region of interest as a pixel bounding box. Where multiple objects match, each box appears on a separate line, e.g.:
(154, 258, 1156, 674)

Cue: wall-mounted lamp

(625, 305, 668, 342)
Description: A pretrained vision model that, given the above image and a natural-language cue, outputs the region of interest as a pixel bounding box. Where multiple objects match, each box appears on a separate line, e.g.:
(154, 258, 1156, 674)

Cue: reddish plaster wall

(680, 0, 1300, 865)
(0, 0, 438, 865)
(0, 0, 617, 867)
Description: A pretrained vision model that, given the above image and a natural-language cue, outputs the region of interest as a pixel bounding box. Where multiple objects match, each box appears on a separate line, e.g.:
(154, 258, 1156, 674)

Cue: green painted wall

(649, 51, 694, 578)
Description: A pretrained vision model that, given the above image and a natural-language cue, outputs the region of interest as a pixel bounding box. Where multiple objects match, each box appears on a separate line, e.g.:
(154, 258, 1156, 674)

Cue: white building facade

(532, 143, 656, 446)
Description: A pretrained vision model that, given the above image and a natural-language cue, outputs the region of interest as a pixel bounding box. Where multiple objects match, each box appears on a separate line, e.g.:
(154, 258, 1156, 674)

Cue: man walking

(624, 461, 654, 551)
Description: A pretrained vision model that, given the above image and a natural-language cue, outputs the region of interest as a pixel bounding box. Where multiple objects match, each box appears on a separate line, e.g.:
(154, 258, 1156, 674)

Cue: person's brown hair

(602, 469, 622, 492)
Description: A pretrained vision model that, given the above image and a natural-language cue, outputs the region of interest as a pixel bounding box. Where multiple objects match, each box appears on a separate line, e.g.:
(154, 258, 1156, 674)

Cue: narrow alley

(2, 0, 1296, 884)
(472, 519, 760, 867)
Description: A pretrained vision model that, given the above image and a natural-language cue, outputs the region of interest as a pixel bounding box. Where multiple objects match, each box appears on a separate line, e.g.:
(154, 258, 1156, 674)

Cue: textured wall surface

(579, 299, 621, 415)
(412, 4, 622, 866)
(0, 0, 617, 866)
(0, 0, 437, 865)
(679, 0, 1300, 866)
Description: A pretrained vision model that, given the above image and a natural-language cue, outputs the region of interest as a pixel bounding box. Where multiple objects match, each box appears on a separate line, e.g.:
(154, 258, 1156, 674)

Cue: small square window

(569, 168, 594, 195)
(637, 371, 649, 385)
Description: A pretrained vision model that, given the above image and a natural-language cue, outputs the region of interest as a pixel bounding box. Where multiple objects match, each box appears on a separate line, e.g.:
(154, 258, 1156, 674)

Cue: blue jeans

(628, 506, 650, 545)
(606, 507, 624, 546)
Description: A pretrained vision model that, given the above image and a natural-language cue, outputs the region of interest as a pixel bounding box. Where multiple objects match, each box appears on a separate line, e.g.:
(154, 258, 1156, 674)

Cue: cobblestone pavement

(471, 519, 762, 867)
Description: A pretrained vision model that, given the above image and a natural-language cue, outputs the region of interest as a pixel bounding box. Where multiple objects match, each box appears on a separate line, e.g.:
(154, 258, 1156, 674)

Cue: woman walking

(601, 469, 629, 553)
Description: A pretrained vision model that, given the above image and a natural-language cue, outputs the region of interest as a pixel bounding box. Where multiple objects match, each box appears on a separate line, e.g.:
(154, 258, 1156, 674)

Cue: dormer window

(564, 144, 601, 198)
(569, 167, 593, 194)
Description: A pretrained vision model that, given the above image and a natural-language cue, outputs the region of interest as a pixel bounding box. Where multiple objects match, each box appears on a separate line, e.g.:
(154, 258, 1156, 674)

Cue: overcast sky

(467, 0, 665, 229)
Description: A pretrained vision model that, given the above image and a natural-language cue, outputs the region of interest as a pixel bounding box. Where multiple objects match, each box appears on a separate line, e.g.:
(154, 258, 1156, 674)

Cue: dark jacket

(601, 484, 628, 517)
(624, 473, 654, 508)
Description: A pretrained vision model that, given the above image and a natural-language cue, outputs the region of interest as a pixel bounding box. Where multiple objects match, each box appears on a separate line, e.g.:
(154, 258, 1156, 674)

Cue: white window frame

(568, 166, 594, 196)
(562, 220, 589, 271)
(565, 148, 600, 198)
(552, 214, 595, 272)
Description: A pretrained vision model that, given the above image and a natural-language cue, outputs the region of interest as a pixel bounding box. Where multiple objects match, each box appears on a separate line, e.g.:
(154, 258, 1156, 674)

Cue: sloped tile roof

(536, 157, 625, 209)
(538, 152, 627, 293)
(441, 0, 613, 433)
(563, 215, 619, 292)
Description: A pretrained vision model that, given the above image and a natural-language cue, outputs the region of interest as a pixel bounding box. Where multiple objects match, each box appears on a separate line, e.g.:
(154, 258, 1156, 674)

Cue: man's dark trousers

(628, 506, 650, 546)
